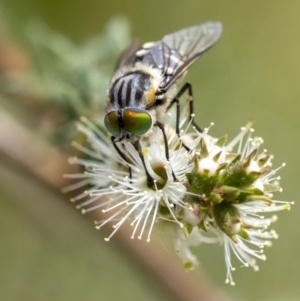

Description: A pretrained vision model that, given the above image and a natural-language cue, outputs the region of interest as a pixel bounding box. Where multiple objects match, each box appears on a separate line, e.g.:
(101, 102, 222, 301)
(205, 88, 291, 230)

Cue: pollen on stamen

(265, 240, 272, 247)
(251, 258, 256, 265)
(271, 230, 279, 239)
(104, 238, 110, 242)
(81, 209, 86, 215)
(186, 95, 193, 102)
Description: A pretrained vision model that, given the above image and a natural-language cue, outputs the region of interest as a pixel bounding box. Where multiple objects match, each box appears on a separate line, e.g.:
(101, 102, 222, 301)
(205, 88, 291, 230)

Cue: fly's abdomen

(110, 72, 152, 109)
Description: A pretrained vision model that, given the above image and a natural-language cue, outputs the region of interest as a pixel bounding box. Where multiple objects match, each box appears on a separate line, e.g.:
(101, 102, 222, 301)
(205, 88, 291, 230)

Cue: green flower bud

(213, 202, 242, 238)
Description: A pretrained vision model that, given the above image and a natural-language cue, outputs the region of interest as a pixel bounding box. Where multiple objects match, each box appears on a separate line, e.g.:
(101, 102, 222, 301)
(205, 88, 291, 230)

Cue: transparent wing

(114, 38, 140, 71)
(160, 22, 223, 90)
(134, 22, 223, 91)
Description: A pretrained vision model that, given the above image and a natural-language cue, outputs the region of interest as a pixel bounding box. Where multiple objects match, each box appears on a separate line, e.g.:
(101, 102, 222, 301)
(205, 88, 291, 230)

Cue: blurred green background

(0, 0, 299, 300)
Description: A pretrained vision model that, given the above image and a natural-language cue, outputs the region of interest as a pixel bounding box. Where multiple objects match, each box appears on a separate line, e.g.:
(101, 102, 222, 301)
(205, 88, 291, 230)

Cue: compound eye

(104, 111, 122, 137)
(123, 108, 152, 136)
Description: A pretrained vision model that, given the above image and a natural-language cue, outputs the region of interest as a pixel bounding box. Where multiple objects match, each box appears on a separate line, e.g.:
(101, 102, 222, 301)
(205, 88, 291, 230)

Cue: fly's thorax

(107, 63, 163, 111)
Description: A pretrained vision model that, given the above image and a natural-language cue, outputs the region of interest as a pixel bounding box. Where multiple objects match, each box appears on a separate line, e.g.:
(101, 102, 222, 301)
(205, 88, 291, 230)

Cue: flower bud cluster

(176, 128, 291, 285)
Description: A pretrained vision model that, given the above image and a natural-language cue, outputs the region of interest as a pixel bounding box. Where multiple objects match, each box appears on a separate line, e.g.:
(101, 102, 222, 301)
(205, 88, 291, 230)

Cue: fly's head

(104, 107, 153, 142)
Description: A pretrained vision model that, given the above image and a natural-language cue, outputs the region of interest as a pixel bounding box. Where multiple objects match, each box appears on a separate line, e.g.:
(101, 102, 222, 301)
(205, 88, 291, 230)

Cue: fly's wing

(135, 22, 223, 91)
(114, 38, 140, 71)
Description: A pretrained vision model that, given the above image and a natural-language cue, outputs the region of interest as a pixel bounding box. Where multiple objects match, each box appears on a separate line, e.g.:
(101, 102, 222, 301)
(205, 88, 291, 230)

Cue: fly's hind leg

(167, 82, 202, 151)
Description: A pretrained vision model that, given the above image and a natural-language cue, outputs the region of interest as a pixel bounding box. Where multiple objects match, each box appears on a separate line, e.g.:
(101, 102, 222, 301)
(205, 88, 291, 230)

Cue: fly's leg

(167, 82, 202, 151)
(175, 82, 202, 133)
(156, 122, 177, 182)
(111, 136, 132, 180)
(133, 140, 154, 188)
(112, 137, 154, 188)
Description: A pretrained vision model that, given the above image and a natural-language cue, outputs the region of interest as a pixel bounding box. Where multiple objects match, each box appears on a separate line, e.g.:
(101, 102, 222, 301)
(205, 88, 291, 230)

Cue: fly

(104, 22, 223, 187)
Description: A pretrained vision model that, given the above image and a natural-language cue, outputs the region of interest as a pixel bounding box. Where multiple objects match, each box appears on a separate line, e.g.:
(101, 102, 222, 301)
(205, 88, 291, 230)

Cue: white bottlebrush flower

(65, 116, 292, 285)
(175, 225, 219, 270)
(64, 116, 193, 242)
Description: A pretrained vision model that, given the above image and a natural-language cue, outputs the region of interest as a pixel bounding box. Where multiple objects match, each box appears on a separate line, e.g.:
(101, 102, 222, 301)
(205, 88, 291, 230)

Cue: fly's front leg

(156, 122, 177, 182)
(133, 140, 154, 188)
(111, 136, 132, 180)
(113, 137, 154, 187)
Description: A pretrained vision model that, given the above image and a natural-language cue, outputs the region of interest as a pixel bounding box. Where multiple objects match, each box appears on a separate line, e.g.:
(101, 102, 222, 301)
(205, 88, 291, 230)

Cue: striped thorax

(105, 63, 172, 142)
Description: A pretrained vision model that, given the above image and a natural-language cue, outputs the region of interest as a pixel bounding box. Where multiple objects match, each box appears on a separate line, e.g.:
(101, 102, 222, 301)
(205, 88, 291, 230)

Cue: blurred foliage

(0, 159, 175, 301)
(3, 17, 131, 145)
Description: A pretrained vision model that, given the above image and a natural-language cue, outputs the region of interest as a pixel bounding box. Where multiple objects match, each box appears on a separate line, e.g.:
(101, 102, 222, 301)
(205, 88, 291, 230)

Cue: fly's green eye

(123, 108, 152, 135)
(104, 111, 121, 137)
